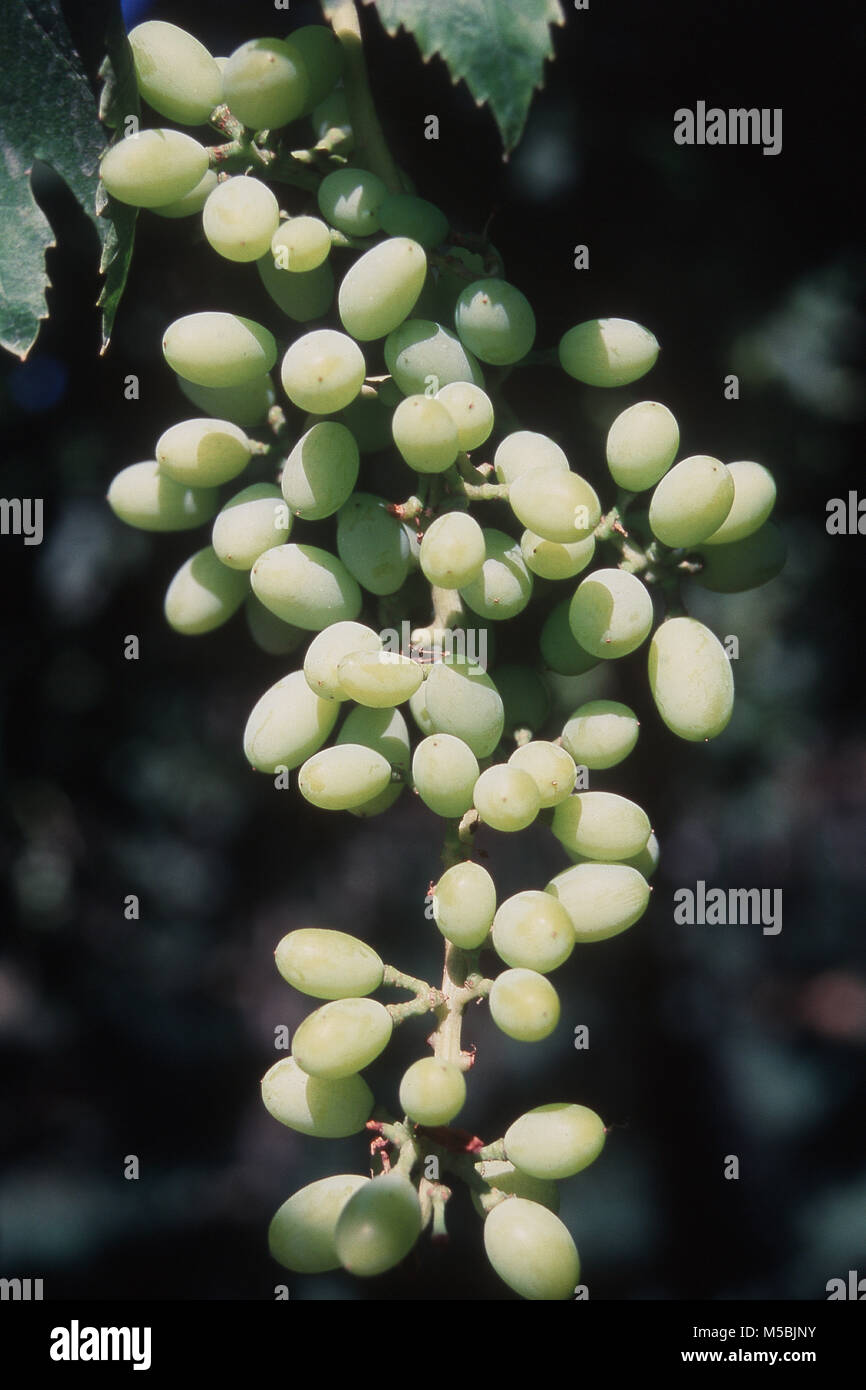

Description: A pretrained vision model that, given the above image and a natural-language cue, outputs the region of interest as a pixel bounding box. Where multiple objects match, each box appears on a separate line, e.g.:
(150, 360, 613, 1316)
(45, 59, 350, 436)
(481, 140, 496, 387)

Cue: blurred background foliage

(0, 0, 864, 1300)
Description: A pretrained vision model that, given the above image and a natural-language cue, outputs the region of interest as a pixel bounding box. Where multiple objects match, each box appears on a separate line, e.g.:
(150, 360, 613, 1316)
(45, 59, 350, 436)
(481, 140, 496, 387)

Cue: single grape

(484, 1197, 579, 1300)
(419, 512, 486, 589)
(508, 467, 601, 544)
(304, 621, 382, 701)
(335, 1172, 422, 1277)
(337, 651, 423, 708)
(379, 192, 449, 248)
(258, 256, 335, 321)
(100, 129, 208, 207)
(648, 616, 734, 740)
(107, 461, 219, 531)
(649, 455, 735, 548)
(424, 659, 504, 757)
(493, 430, 569, 485)
(338, 237, 427, 341)
(700, 460, 777, 545)
(152, 169, 218, 219)
(546, 862, 650, 942)
(128, 20, 223, 126)
(244, 669, 339, 773)
(223, 37, 309, 130)
(491, 891, 575, 973)
(202, 176, 280, 263)
(163, 312, 276, 388)
(521, 530, 595, 581)
(251, 543, 362, 629)
(384, 319, 484, 396)
(473, 765, 541, 833)
(275, 929, 384, 1000)
(176, 372, 276, 427)
(606, 401, 680, 492)
(269, 1174, 368, 1274)
(163, 546, 248, 635)
(271, 216, 332, 272)
(289, 24, 345, 107)
(322, 392, 393, 453)
(261, 1056, 373, 1137)
(508, 742, 576, 808)
(281, 421, 359, 521)
(412, 734, 479, 818)
(624, 831, 660, 879)
(433, 861, 496, 949)
(540, 601, 600, 676)
(336, 706, 411, 818)
(317, 167, 388, 236)
(408, 681, 438, 737)
(454, 277, 536, 364)
(298, 745, 393, 812)
(245, 595, 303, 657)
(156, 416, 251, 488)
(435, 382, 494, 452)
(693, 520, 786, 592)
(212, 483, 287, 569)
(473, 1161, 559, 1217)
(292, 997, 393, 1078)
(504, 1103, 605, 1180)
(552, 791, 651, 861)
(568, 567, 653, 659)
(559, 317, 659, 387)
(391, 395, 459, 473)
(561, 699, 640, 769)
(281, 329, 366, 414)
(489, 969, 560, 1042)
(460, 529, 533, 621)
(336, 492, 412, 596)
(494, 665, 550, 735)
(399, 1057, 467, 1126)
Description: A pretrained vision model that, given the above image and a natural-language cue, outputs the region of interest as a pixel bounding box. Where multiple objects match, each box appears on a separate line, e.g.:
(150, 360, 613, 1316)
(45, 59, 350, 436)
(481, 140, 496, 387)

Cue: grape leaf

(362, 0, 564, 152)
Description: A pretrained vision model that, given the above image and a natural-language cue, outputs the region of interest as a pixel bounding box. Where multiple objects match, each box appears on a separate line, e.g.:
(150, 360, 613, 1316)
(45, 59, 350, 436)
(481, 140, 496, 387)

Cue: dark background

(1, 0, 864, 1301)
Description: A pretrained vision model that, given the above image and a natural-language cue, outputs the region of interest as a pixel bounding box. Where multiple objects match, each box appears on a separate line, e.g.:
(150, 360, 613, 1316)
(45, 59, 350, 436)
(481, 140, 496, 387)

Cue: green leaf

(95, 6, 140, 353)
(363, 0, 564, 152)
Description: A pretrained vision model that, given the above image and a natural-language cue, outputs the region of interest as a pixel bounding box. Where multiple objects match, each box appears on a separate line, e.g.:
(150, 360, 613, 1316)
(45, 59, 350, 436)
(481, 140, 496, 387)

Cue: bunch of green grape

(104, 17, 785, 1300)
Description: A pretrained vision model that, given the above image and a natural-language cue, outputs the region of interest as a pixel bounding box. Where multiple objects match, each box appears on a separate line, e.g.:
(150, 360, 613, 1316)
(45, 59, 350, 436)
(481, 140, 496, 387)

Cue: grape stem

(449, 455, 510, 501)
(322, 0, 404, 192)
(383, 963, 445, 1024)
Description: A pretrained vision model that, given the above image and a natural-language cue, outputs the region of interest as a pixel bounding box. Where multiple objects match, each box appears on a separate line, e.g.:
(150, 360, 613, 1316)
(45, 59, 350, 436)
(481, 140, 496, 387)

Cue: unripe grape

(561, 699, 640, 769)
(156, 416, 251, 488)
(460, 529, 533, 621)
(472, 1161, 559, 1216)
(281, 421, 360, 521)
(568, 567, 653, 658)
(559, 317, 659, 387)
(292, 997, 393, 1079)
(318, 167, 388, 236)
(223, 38, 309, 130)
(335, 1173, 422, 1277)
(493, 430, 569, 485)
(258, 256, 335, 322)
(412, 734, 479, 818)
(424, 659, 504, 758)
(508, 467, 601, 544)
(298, 745, 393, 812)
(271, 217, 332, 272)
(202, 176, 280, 263)
(392, 395, 459, 473)
(245, 596, 303, 657)
(339, 237, 427, 341)
(399, 1057, 467, 1126)
(435, 382, 494, 451)
(384, 319, 484, 396)
(336, 493, 412, 596)
(491, 891, 575, 973)
(504, 1103, 605, 1180)
(163, 313, 276, 388)
(484, 1197, 579, 1300)
(275, 929, 384, 1000)
(540, 601, 600, 676)
(508, 742, 576, 807)
(313, 90, 354, 151)
(280, 329, 366, 415)
(649, 455, 735, 548)
(290, 24, 345, 107)
(243, 670, 339, 773)
(455, 277, 536, 364)
(269, 1175, 368, 1273)
(304, 621, 383, 701)
(693, 520, 786, 592)
(433, 861, 496, 949)
(261, 1056, 373, 1137)
(176, 372, 276, 428)
(552, 791, 651, 861)
(700, 460, 777, 545)
(164, 546, 247, 635)
(546, 862, 650, 942)
(648, 616, 734, 740)
(152, 169, 218, 219)
(337, 651, 423, 708)
(473, 765, 541, 833)
(100, 129, 208, 208)
(419, 512, 486, 589)
(128, 20, 223, 126)
(521, 530, 595, 581)
(379, 192, 449, 248)
(251, 543, 362, 630)
(212, 483, 287, 569)
(489, 969, 560, 1042)
(107, 461, 219, 532)
(494, 665, 550, 735)
(606, 401, 679, 491)
(336, 706, 411, 818)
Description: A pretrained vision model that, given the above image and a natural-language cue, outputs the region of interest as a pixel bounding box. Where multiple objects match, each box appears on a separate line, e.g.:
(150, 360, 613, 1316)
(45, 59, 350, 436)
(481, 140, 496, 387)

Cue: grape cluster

(105, 18, 784, 1299)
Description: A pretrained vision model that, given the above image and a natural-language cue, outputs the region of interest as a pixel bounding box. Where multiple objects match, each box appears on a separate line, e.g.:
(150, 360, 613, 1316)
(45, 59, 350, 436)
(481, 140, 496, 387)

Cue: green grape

(281, 421, 359, 521)
(128, 20, 223, 126)
(245, 595, 304, 656)
(409, 681, 438, 737)
(164, 546, 248, 635)
(391, 395, 459, 473)
(435, 382, 494, 452)
(484, 1198, 579, 1301)
(275, 928, 384, 1000)
(508, 742, 576, 808)
(280, 329, 366, 414)
(606, 401, 680, 492)
(424, 659, 504, 757)
(223, 37, 309, 129)
(412, 734, 479, 818)
(494, 665, 550, 734)
(568, 567, 653, 659)
(489, 969, 560, 1042)
(176, 372, 276, 427)
(504, 1103, 605, 1180)
(336, 706, 411, 818)
(561, 699, 640, 769)
(540, 600, 600, 676)
(244, 669, 339, 773)
(649, 455, 734, 548)
(693, 520, 786, 592)
(251, 543, 362, 629)
(152, 169, 218, 219)
(473, 765, 541, 833)
(399, 1057, 467, 1126)
(338, 237, 427, 341)
(473, 1161, 559, 1217)
(419, 512, 486, 589)
(304, 621, 382, 701)
(648, 616, 734, 740)
(431, 245, 487, 319)
(508, 468, 600, 544)
(289, 24, 345, 106)
(271, 216, 332, 273)
(321, 392, 393, 454)
(460, 529, 533, 621)
(156, 416, 251, 488)
(491, 891, 575, 973)
(163, 312, 277, 388)
(454, 278, 536, 365)
(545, 862, 650, 942)
(212, 483, 287, 569)
(202, 176, 280, 262)
(379, 192, 449, 248)
(298, 744, 393, 811)
(258, 256, 335, 321)
(552, 791, 651, 861)
(317, 167, 388, 236)
(335, 1173, 422, 1277)
(292, 997, 393, 1078)
(337, 651, 423, 708)
(493, 430, 569, 485)
(312, 90, 354, 151)
(261, 1057, 373, 1137)
(521, 530, 595, 581)
(384, 319, 484, 396)
(100, 129, 208, 208)
(433, 861, 496, 949)
(624, 831, 660, 879)
(700, 460, 777, 545)
(336, 492, 412, 596)
(107, 460, 219, 531)
(559, 317, 659, 387)
(269, 1175, 368, 1274)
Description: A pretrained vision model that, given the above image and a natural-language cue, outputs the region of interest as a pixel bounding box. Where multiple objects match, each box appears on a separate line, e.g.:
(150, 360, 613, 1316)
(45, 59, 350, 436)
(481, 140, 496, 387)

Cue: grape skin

(484, 1198, 580, 1300)
(412, 734, 480, 818)
(473, 765, 541, 833)
(399, 1057, 467, 1126)
(433, 861, 496, 949)
(275, 929, 384, 1000)
(489, 969, 560, 1042)
(298, 745, 393, 812)
(292, 997, 393, 1079)
(202, 176, 280, 263)
(648, 616, 734, 740)
(491, 891, 575, 973)
(100, 129, 208, 208)
(261, 1057, 373, 1138)
(128, 20, 223, 126)
(504, 1103, 606, 1180)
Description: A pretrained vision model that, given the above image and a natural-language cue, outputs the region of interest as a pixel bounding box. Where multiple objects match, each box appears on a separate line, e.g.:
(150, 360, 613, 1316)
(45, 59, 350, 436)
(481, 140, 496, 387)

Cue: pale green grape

(472, 765, 540, 833)
(559, 317, 659, 387)
(245, 595, 304, 656)
(648, 616, 734, 740)
(281, 421, 359, 520)
(700, 460, 777, 545)
(435, 382, 494, 452)
(304, 621, 382, 701)
(258, 256, 335, 321)
(290, 24, 345, 106)
(489, 969, 560, 1042)
(312, 90, 354, 151)
(494, 665, 550, 735)
(269, 1175, 368, 1274)
(540, 601, 600, 676)
(292, 997, 393, 1078)
(298, 744, 393, 811)
(152, 169, 218, 219)
(107, 461, 218, 531)
(561, 699, 640, 769)
(606, 401, 679, 491)
(521, 530, 595, 581)
(552, 791, 651, 861)
(484, 1198, 579, 1301)
(508, 468, 600, 544)
(460, 529, 533, 621)
(275, 928, 384, 1000)
(455, 278, 536, 364)
(128, 20, 223, 125)
(163, 313, 276, 388)
(379, 193, 448, 248)
(508, 742, 576, 808)
(399, 1057, 466, 1126)
(261, 1057, 373, 1137)
(384, 319, 484, 396)
(321, 391, 393, 454)
(409, 682, 438, 736)
(336, 492, 411, 596)
(424, 659, 504, 757)
(433, 861, 496, 949)
(624, 831, 660, 879)
(281, 329, 366, 414)
(271, 216, 332, 272)
(336, 706, 410, 818)
(694, 520, 786, 592)
(164, 546, 247, 635)
(317, 167, 388, 236)
(156, 417, 251, 488)
(419, 512, 486, 589)
(473, 1161, 559, 1217)
(223, 37, 309, 129)
(251, 543, 362, 629)
(493, 431, 569, 486)
(244, 669, 339, 772)
(391, 395, 459, 473)
(337, 651, 423, 708)
(338, 237, 427, 341)
(545, 862, 650, 942)
(649, 455, 734, 548)
(491, 891, 575, 973)
(202, 176, 280, 262)
(412, 734, 479, 818)
(212, 483, 288, 569)
(100, 129, 208, 207)
(335, 1173, 422, 1277)
(176, 371, 276, 427)
(568, 567, 653, 659)
(504, 1103, 605, 1180)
